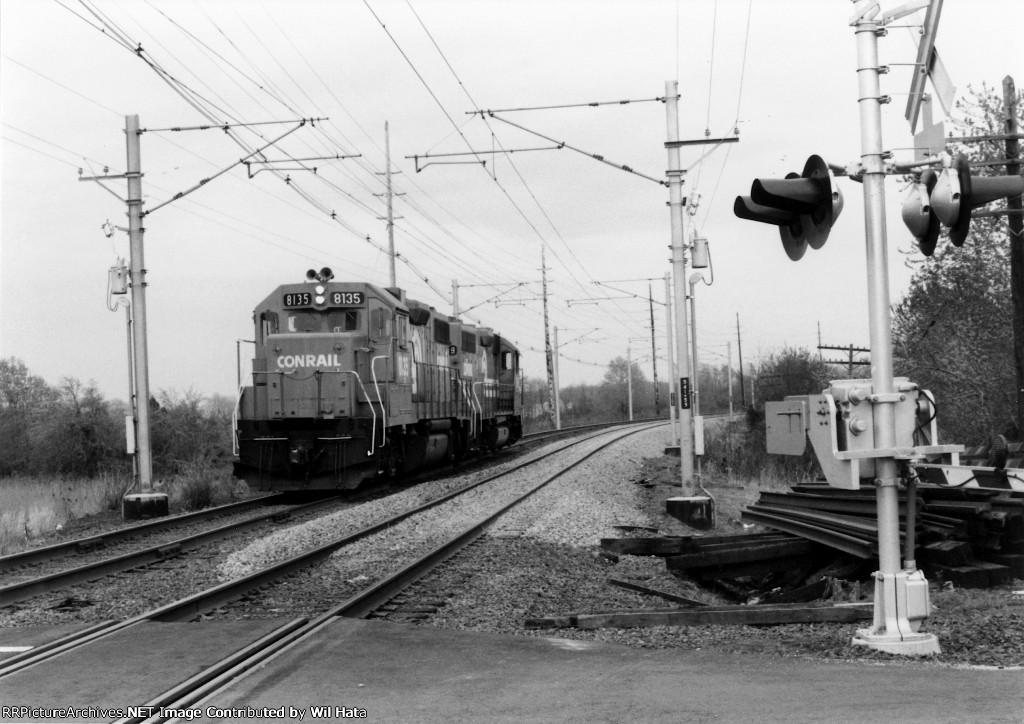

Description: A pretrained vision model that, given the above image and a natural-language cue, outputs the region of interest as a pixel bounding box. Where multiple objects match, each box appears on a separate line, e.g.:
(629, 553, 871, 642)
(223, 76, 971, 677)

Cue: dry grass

(0, 465, 253, 555)
(0, 472, 129, 555)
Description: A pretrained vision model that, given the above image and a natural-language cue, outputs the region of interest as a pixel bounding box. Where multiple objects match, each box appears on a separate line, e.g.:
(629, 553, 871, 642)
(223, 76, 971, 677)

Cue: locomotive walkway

(2, 618, 1022, 723)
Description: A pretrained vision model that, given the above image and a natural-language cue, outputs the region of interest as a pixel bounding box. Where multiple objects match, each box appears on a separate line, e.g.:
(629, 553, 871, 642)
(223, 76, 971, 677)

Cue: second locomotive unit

(233, 268, 523, 491)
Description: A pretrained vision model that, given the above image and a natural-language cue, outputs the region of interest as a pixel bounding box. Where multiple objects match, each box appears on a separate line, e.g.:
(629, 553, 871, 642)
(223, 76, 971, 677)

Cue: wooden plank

(757, 577, 829, 605)
(665, 540, 816, 570)
(918, 540, 975, 566)
(605, 577, 707, 606)
(573, 603, 873, 630)
(600, 537, 687, 557)
(687, 554, 822, 581)
(600, 533, 794, 557)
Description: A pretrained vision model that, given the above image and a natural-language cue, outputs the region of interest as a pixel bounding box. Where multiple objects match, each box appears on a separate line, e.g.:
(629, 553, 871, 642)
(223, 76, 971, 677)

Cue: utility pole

(553, 326, 562, 429)
(541, 245, 557, 427)
(649, 284, 660, 416)
(626, 344, 634, 421)
(819, 343, 871, 376)
(736, 314, 746, 407)
(665, 80, 711, 527)
(727, 341, 734, 421)
(452, 278, 460, 317)
(665, 273, 679, 444)
(1005, 76, 1024, 438)
(384, 122, 398, 287)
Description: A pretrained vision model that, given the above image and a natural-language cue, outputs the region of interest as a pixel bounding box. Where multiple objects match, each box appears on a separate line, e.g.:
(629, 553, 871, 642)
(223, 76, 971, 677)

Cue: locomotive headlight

(315, 295, 326, 305)
(315, 285, 325, 294)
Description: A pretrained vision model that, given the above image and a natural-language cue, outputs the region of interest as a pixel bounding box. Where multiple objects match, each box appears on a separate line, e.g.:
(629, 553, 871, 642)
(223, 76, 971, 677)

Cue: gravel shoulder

(413, 425, 1024, 668)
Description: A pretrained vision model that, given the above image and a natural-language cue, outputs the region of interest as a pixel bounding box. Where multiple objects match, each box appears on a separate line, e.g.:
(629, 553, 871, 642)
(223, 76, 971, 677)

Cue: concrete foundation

(666, 495, 713, 530)
(122, 492, 169, 520)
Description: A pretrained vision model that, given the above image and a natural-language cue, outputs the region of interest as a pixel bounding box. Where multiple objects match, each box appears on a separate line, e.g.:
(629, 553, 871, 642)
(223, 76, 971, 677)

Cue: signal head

(901, 169, 941, 256)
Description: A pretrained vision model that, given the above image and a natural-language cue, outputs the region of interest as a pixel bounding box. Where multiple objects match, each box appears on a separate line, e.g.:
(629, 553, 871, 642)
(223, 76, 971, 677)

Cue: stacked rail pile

(742, 483, 1024, 588)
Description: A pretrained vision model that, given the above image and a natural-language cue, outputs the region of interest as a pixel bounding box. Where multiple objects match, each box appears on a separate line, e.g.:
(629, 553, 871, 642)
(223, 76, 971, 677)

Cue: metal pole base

(850, 570, 940, 656)
(122, 492, 169, 520)
(665, 496, 714, 530)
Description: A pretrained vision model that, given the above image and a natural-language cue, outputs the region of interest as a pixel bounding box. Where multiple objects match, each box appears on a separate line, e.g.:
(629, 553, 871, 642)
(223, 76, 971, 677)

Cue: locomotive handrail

(471, 381, 484, 435)
(231, 385, 245, 457)
(370, 354, 389, 452)
(342, 368, 377, 457)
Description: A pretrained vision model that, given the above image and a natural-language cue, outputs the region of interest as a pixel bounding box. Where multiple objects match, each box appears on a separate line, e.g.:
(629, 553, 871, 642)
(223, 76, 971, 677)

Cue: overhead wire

(695, 0, 754, 235)
(402, 0, 649, 347)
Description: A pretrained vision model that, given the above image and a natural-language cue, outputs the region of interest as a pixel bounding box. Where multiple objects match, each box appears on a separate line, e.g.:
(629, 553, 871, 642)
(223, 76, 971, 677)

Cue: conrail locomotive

(233, 268, 523, 491)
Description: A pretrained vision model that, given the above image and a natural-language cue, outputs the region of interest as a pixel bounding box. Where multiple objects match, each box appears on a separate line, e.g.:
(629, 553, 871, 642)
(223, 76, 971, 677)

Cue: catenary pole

(665, 273, 679, 444)
(553, 326, 562, 429)
(125, 114, 155, 496)
(541, 245, 557, 427)
(665, 81, 696, 498)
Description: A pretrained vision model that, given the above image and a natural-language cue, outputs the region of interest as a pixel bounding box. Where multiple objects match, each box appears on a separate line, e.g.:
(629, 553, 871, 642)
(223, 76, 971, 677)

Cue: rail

(0, 422, 665, 682)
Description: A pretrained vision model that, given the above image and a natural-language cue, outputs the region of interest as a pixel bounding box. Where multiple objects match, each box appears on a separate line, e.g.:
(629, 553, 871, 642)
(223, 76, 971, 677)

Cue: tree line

(0, 357, 234, 479)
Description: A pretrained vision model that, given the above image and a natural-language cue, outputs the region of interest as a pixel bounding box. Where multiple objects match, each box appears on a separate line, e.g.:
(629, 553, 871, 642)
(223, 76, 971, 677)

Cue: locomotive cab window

(286, 312, 321, 333)
(501, 350, 515, 371)
(327, 310, 360, 332)
(259, 311, 279, 343)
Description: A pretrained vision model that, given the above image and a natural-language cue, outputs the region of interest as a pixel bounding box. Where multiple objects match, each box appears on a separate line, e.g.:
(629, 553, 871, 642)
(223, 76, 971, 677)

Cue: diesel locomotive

(233, 269, 523, 491)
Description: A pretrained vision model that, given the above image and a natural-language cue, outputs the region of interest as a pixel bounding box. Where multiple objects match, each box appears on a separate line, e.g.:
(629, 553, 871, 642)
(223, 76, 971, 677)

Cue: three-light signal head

(734, 154, 844, 261)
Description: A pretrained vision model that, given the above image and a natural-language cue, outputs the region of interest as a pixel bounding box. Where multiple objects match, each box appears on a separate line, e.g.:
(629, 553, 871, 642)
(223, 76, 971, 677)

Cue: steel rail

(1, 423, 663, 681)
(0, 494, 284, 572)
(115, 423, 661, 724)
(0, 496, 335, 606)
(755, 491, 920, 517)
(740, 508, 876, 559)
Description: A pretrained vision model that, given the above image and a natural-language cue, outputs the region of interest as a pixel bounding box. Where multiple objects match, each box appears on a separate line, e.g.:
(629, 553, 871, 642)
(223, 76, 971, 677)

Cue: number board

(283, 292, 312, 307)
(331, 291, 365, 306)
(282, 291, 365, 307)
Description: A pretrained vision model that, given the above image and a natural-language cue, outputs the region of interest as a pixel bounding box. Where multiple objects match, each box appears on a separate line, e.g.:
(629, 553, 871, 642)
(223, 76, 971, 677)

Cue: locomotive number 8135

(233, 268, 523, 491)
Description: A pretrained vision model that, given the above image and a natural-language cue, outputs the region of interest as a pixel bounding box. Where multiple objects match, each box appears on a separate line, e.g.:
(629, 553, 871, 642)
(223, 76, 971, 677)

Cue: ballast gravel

(400, 426, 1024, 669)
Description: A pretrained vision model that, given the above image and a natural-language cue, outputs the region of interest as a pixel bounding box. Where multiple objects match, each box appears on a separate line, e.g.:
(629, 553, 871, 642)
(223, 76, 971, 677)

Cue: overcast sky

(1, 0, 1021, 404)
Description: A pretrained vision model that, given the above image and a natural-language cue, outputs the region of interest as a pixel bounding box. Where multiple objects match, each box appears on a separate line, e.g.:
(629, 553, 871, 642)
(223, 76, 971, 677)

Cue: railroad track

(0, 494, 347, 606)
(0, 494, 286, 572)
(0, 420, 641, 610)
(0, 421, 663, 720)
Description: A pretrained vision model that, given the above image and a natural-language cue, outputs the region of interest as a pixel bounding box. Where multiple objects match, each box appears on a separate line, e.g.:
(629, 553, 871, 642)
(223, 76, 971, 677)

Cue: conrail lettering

(277, 354, 343, 368)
